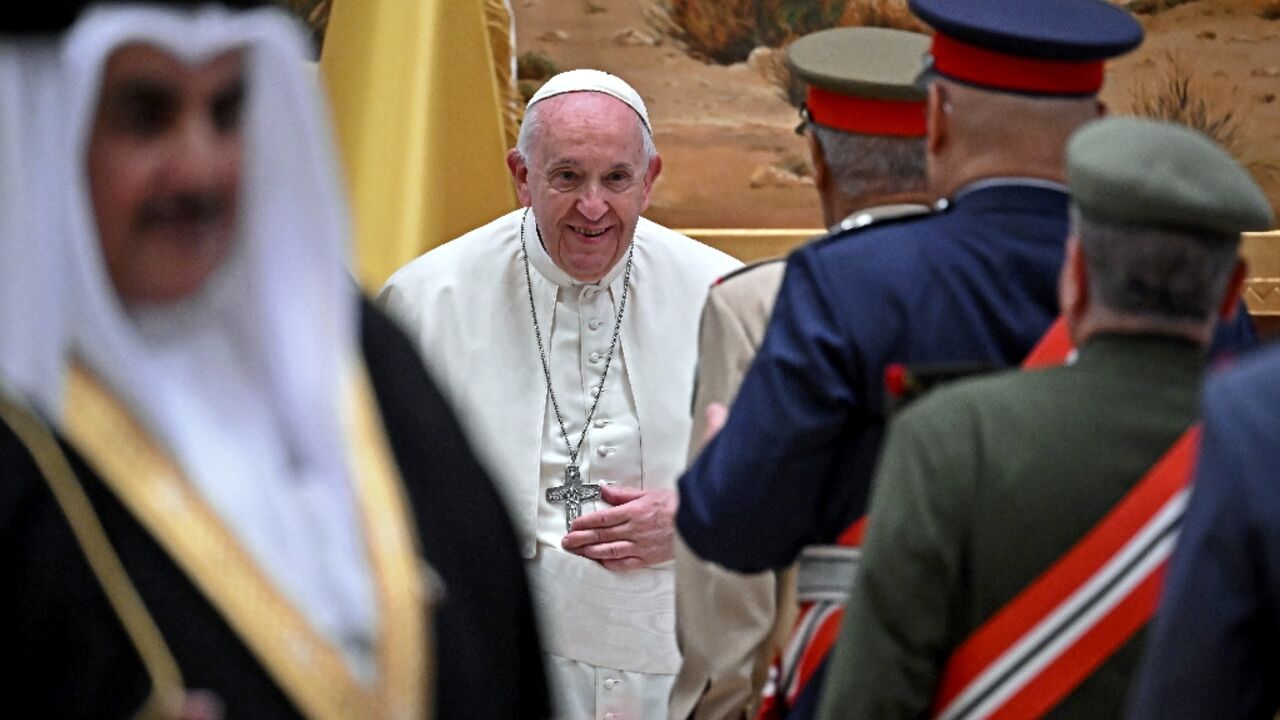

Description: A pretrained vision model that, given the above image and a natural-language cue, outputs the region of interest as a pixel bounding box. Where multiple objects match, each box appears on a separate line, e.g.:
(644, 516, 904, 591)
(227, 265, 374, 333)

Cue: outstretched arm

(677, 249, 867, 572)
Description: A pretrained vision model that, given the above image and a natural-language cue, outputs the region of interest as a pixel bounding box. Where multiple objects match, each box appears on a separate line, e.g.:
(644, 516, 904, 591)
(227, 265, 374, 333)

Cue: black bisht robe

(0, 299, 551, 719)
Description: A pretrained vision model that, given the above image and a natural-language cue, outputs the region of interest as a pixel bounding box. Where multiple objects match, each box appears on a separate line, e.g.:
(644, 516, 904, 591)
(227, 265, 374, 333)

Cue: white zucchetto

(526, 67, 651, 134)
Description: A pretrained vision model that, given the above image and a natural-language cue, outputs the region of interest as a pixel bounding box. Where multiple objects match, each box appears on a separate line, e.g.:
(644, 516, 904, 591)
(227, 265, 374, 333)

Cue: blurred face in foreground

(508, 92, 662, 283)
(87, 44, 245, 306)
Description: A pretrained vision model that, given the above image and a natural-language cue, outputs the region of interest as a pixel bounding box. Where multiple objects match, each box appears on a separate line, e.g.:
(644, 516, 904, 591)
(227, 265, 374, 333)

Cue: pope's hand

(704, 402, 729, 444)
(561, 484, 677, 570)
(159, 689, 224, 720)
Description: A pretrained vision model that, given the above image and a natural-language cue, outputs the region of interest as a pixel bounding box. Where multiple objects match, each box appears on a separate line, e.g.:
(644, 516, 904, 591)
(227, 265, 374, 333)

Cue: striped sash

(755, 316, 1078, 720)
(755, 518, 868, 719)
(930, 427, 1200, 720)
(1022, 317, 1073, 369)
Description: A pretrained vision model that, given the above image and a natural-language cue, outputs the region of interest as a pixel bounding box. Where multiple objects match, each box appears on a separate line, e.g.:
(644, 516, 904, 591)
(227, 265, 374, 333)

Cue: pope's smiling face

(508, 92, 661, 283)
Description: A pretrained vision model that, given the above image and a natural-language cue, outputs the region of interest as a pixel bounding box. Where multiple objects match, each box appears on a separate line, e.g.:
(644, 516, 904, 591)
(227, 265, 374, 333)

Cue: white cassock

(379, 208, 739, 719)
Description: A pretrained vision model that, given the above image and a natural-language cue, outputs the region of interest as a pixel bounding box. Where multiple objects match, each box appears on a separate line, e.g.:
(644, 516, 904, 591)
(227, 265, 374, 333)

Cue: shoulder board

(712, 257, 785, 287)
(837, 203, 934, 232)
(813, 202, 937, 247)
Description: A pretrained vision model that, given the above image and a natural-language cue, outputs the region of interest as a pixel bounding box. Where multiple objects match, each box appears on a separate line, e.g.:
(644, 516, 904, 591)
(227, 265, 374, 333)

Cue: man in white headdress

(380, 69, 741, 718)
(0, 2, 549, 718)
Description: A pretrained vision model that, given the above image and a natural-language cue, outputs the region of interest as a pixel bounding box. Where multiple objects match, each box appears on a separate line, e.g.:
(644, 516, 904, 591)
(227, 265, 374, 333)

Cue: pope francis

(379, 69, 740, 719)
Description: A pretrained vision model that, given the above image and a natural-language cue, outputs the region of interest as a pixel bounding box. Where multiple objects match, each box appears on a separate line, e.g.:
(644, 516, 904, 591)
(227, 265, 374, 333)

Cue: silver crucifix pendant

(546, 463, 601, 533)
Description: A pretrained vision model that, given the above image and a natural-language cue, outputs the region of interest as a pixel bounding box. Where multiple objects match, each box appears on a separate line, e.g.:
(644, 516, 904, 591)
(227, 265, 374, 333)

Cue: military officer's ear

(1059, 236, 1089, 336)
(926, 82, 950, 156)
(806, 130, 832, 199)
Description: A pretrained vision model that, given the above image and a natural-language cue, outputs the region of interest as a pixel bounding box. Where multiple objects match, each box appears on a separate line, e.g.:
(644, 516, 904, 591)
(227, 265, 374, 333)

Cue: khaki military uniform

(673, 204, 928, 720)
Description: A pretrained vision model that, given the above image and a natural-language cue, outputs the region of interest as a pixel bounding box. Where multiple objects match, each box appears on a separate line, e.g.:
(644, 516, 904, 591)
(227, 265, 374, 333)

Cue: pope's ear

(508, 148, 532, 207)
(640, 152, 662, 213)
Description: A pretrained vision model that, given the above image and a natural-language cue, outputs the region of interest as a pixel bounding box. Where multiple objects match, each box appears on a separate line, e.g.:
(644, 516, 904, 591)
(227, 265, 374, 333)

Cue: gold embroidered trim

(63, 363, 430, 720)
(0, 394, 184, 719)
(345, 368, 432, 720)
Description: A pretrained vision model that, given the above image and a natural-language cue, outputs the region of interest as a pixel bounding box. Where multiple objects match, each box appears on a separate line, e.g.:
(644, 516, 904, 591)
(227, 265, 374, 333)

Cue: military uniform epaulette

(816, 202, 935, 248)
(712, 257, 786, 288)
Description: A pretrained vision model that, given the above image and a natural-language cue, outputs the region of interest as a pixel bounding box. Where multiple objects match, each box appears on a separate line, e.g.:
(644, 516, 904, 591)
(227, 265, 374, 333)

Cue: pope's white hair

(515, 93, 657, 165)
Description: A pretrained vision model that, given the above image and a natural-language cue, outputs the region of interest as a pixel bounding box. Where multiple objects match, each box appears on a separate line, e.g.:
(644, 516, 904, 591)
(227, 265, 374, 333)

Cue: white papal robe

(378, 208, 740, 719)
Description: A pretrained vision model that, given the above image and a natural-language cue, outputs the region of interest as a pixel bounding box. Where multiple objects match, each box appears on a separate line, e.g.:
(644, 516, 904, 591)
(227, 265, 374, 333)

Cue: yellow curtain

(320, 0, 519, 290)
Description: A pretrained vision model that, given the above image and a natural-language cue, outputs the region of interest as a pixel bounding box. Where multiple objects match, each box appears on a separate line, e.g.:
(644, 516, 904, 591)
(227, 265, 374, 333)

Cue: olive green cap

(785, 27, 930, 103)
(1068, 117, 1274, 235)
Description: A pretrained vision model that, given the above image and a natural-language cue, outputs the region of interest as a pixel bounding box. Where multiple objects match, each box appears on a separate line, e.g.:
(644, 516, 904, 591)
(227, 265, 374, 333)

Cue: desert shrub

(1128, 54, 1242, 154)
(777, 150, 814, 177)
(1257, 0, 1280, 19)
(648, 0, 847, 64)
(517, 51, 560, 81)
(517, 79, 542, 104)
(839, 0, 927, 32)
(1123, 0, 1196, 14)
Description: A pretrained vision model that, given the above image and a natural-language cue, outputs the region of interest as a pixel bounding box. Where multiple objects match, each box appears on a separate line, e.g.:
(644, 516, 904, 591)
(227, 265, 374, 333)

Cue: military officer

(679, 0, 1147, 574)
(817, 116, 1271, 719)
(671, 27, 932, 720)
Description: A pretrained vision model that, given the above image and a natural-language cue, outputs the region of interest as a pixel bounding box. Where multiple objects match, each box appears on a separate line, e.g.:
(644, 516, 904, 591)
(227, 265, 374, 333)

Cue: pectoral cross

(546, 463, 600, 532)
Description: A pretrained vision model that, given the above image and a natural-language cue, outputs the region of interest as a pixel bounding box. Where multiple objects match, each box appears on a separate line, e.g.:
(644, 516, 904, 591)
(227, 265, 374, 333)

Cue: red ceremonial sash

(929, 427, 1200, 720)
(1023, 317, 1074, 369)
(841, 317, 1074, 551)
(758, 318, 1078, 719)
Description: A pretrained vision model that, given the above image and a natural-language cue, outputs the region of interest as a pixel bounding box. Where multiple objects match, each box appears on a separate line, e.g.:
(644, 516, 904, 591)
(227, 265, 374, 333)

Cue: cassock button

(593, 418, 610, 428)
(590, 386, 602, 398)
(589, 352, 602, 364)
(584, 287, 598, 299)
(597, 446, 615, 457)
(588, 319, 602, 330)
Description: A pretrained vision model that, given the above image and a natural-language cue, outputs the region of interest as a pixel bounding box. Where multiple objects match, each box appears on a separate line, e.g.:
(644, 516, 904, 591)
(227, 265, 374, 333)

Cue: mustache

(135, 193, 232, 233)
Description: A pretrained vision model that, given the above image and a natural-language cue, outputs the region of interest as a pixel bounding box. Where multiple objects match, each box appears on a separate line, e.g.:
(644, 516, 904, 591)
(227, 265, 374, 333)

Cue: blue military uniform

(676, 0, 1254, 575)
(678, 181, 1069, 571)
(679, 187, 1257, 576)
(1127, 343, 1280, 719)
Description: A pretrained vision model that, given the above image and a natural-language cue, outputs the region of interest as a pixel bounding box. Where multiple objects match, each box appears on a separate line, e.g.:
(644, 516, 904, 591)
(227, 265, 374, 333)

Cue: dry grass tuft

(1124, 52, 1280, 219)
(747, 46, 807, 107)
(517, 51, 560, 82)
(839, 0, 927, 32)
(516, 51, 561, 104)
(1257, 0, 1280, 19)
(777, 151, 814, 178)
(1127, 54, 1243, 154)
(1123, 0, 1196, 15)
(651, 0, 924, 105)
(647, 0, 847, 65)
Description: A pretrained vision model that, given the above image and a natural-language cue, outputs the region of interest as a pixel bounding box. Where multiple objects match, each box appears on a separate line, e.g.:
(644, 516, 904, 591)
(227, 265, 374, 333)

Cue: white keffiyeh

(0, 3, 378, 680)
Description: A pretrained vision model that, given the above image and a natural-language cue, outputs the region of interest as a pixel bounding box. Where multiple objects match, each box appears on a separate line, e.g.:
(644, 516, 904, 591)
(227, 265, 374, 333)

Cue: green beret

(1068, 117, 1275, 235)
(786, 27, 930, 103)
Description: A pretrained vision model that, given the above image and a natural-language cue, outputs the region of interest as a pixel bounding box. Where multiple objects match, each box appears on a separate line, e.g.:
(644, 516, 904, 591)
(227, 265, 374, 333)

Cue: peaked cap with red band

(908, 0, 1143, 97)
(786, 26, 930, 138)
